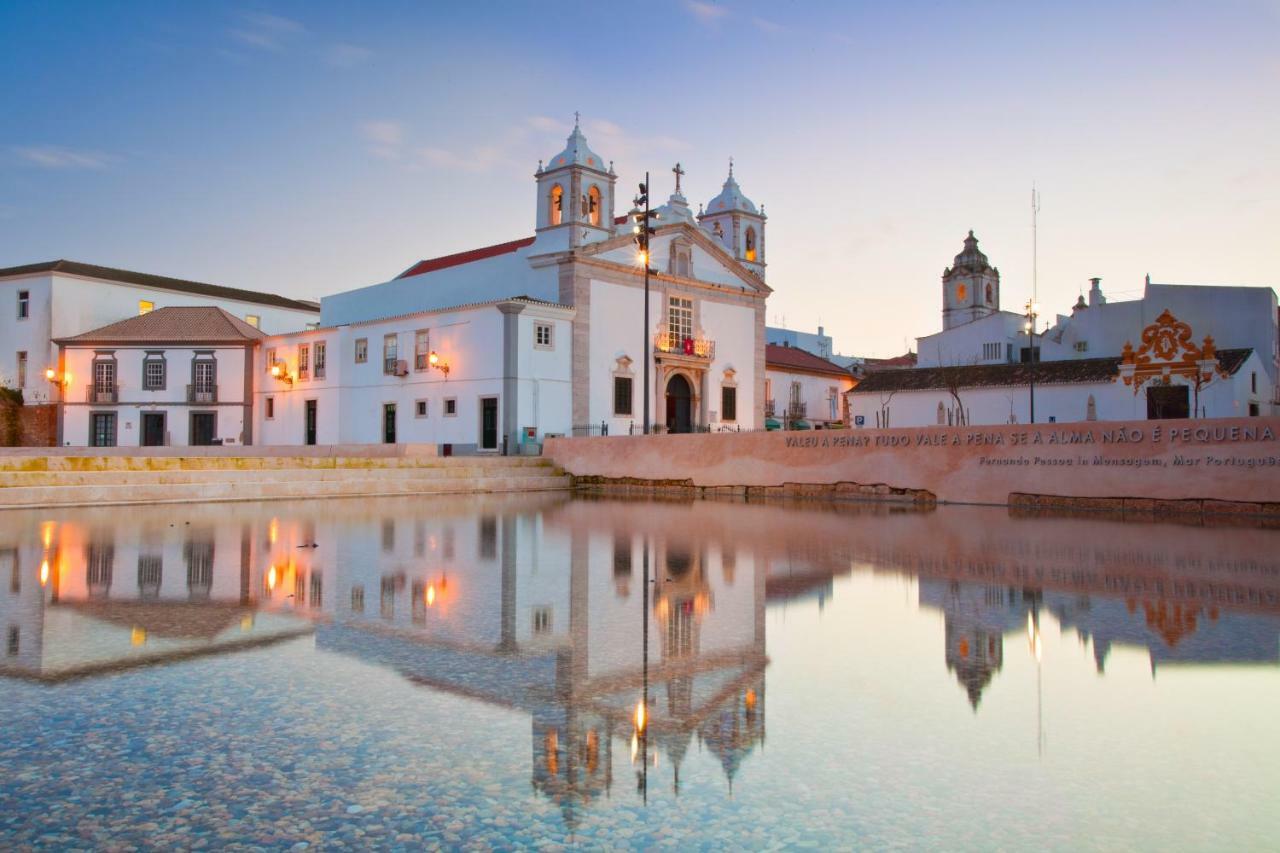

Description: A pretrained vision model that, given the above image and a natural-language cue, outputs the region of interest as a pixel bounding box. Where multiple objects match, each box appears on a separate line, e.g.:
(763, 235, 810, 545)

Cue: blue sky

(2, 1, 1277, 356)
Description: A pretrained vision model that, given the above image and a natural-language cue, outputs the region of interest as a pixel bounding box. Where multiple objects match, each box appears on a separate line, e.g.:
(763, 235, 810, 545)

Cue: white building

(309, 121, 770, 443)
(54, 307, 265, 447)
(764, 344, 854, 429)
(852, 231, 1278, 427)
(0, 260, 318, 407)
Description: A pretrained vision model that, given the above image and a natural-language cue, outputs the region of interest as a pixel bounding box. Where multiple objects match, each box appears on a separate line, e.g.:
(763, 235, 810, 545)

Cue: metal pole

(641, 534, 650, 802)
(643, 171, 651, 435)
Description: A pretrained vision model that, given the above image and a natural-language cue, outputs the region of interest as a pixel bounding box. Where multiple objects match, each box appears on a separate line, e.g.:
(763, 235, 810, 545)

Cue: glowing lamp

(633, 700, 647, 733)
(428, 352, 450, 377)
(426, 583, 436, 606)
(45, 367, 57, 381)
(39, 560, 49, 587)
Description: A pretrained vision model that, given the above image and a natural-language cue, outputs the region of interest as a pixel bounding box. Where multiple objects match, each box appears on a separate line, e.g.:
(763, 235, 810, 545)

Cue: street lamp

(631, 174, 659, 434)
(1022, 300, 1040, 423)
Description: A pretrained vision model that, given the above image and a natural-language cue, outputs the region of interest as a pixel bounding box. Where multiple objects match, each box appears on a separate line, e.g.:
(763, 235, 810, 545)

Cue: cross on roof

(673, 162, 685, 193)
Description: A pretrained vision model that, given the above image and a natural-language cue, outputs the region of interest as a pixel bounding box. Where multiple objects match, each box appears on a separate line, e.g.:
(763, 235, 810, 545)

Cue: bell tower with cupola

(697, 159, 766, 280)
(533, 114, 617, 254)
(941, 230, 1000, 330)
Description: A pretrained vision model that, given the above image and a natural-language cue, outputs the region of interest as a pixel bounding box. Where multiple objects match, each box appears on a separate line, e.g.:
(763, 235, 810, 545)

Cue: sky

(2, 0, 1277, 357)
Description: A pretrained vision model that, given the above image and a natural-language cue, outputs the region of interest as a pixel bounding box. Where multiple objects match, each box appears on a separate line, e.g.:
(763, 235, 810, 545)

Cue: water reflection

(1, 495, 1278, 837)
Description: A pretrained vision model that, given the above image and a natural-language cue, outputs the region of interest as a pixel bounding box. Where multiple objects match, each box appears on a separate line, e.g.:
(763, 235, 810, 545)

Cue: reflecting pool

(1, 495, 1278, 848)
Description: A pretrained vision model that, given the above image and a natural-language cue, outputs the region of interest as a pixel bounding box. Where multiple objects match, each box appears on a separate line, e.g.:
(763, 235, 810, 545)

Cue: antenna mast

(1031, 183, 1041, 319)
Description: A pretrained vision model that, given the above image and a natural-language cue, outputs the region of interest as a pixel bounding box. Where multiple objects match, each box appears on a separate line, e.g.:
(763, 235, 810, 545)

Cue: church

(43, 119, 772, 450)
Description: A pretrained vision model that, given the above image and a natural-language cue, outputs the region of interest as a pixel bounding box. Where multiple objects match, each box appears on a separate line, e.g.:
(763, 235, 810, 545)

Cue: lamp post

(1022, 300, 1040, 423)
(630, 175, 658, 434)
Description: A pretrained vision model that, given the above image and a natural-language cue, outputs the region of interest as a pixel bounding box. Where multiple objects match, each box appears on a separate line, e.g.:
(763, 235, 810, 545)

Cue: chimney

(1088, 277, 1105, 307)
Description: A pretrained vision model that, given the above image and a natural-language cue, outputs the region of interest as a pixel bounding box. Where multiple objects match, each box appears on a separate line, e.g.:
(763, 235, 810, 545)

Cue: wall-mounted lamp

(269, 362, 293, 386)
(428, 351, 450, 378)
(44, 367, 69, 386)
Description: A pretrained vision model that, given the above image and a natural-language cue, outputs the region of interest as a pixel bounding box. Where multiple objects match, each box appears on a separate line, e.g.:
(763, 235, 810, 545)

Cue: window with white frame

(142, 353, 165, 390)
(1074, 341, 1089, 352)
(383, 334, 398, 373)
(982, 342, 1002, 361)
(414, 330, 430, 371)
(17, 290, 29, 320)
(192, 357, 216, 395)
(614, 376, 633, 416)
(668, 297, 693, 343)
(297, 344, 309, 380)
(721, 385, 737, 422)
(314, 341, 326, 379)
(355, 338, 368, 363)
(16, 352, 26, 388)
(265, 347, 277, 373)
(244, 314, 260, 328)
(415, 399, 428, 418)
(93, 357, 116, 395)
(534, 322, 553, 349)
(444, 398, 457, 416)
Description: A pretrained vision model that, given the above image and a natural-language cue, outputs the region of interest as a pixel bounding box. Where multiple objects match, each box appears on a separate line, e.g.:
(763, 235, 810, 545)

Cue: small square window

(138, 300, 154, 315)
(244, 314, 260, 328)
(444, 398, 457, 417)
(534, 322, 553, 349)
(415, 400, 428, 418)
(355, 338, 368, 363)
(265, 397, 275, 419)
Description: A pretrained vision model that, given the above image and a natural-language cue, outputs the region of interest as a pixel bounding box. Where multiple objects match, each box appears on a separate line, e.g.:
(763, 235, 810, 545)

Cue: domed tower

(942, 230, 1000, 330)
(533, 115, 617, 253)
(698, 160, 766, 279)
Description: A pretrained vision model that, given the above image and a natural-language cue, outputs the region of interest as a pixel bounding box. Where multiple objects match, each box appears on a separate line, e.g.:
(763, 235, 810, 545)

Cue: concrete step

(0, 473, 573, 509)
(0, 465, 566, 488)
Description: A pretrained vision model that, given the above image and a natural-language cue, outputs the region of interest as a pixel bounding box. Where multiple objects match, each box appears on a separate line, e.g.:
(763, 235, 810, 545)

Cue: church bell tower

(698, 159, 766, 280)
(532, 114, 616, 253)
(942, 231, 1000, 330)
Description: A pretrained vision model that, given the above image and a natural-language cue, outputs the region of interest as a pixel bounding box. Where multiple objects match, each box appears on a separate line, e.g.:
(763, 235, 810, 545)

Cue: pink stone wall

(545, 416, 1280, 505)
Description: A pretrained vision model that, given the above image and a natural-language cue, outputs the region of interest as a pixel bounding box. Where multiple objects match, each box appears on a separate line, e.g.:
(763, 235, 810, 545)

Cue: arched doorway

(665, 374, 693, 433)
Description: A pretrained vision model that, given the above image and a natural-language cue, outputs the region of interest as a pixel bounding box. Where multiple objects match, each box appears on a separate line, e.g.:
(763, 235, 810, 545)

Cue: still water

(1, 494, 1277, 849)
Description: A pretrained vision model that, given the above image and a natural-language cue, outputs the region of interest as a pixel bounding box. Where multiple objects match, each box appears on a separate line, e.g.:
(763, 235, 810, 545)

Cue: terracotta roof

(863, 352, 918, 370)
(852, 348, 1253, 393)
(397, 236, 536, 279)
(0, 260, 320, 312)
(57, 306, 267, 344)
(766, 344, 853, 378)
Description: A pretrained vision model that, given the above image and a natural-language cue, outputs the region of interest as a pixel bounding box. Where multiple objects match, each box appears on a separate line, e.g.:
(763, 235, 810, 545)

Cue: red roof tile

(57, 306, 267, 344)
(396, 236, 536, 279)
(765, 344, 853, 378)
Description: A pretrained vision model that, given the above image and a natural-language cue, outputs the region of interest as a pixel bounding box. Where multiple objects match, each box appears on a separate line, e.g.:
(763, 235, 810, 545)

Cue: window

(305, 322, 319, 331)
(17, 290, 29, 320)
(16, 352, 26, 388)
(355, 338, 368, 363)
(549, 184, 563, 226)
(244, 314, 260, 328)
(138, 300, 154, 315)
(828, 387, 839, 421)
(533, 606, 553, 634)
(314, 342, 326, 379)
(309, 574, 323, 609)
(444, 398, 457, 416)
(613, 376, 633, 416)
(265, 397, 275, 419)
(985, 283, 993, 304)
(93, 358, 117, 396)
(6, 626, 17, 656)
(588, 185, 601, 226)
(668, 297, 693, 343)
(142, 354, 166, 390)
(91, 412, 117, 447)
(479, 516, 497, 559)
(535, 322, 553, 349)
(982, 342, 1002, 360)
(1074, 341, 1089, 353)
(744, 226, 757, 262)
(265, 347, 277, 373)
(414, 330, 430, 371)
(351, 585, 365, 613)
(1252, 372, 1258, 394)
(185, 541, 214, 600)
(721, 385, 737, 422)
(383, 334, 398, 374)
(298, 344, 309, 380)
(192, 358, 216, 394)
(415, 399, 428, 418)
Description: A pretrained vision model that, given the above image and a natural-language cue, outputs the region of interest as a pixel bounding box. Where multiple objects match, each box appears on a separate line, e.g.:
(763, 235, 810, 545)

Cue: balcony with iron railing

(654, 331, 715, 360)
(187, 384, 218, 404)
(86, 384, 119, 404)
(786, 401, 807, 420)
(764, 399, 776, 417)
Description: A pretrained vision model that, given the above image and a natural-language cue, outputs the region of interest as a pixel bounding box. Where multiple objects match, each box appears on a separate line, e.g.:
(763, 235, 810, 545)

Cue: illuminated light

(45, 367, 57, 381)
(630, 732, 639, 763)
(744, 689, 756, 710)
(270, 364, 283, 377)
(267, 565, 278, 591)
(268, 518, 279, 545)
(1032, 303, 1041, 315)
(41, 521, 54, 549)
(429, 351, 439, 366)
(1027, 612, 1043, 663)
(39, 560, 50, 587)
(637, 250, 648, 266)
(633, 700, 647, 733)
(1023, 322, 1033, 333)
(131, 627, 147, 646)
(426, 583, 436, 606)
(240, 614, 254, 632)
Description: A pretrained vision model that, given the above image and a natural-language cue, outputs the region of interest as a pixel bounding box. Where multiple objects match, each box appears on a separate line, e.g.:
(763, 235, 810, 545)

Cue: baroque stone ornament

(1119, 308, 1222, 393)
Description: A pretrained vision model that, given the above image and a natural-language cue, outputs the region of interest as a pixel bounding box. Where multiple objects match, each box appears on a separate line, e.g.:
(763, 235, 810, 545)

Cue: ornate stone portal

(1119, 309, 1224, 394)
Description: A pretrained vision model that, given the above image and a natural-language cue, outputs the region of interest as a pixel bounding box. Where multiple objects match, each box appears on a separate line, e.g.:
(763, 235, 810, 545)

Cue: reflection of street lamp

(1021, 301, 1041, 423)
(631, 175, 658, 434)
(1027, 609, 1044, 757)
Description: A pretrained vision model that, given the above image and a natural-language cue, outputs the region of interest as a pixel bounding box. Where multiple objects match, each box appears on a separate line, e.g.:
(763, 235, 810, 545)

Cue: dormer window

(549, 185, 564, 226)
(744, 226, 757, 262)
(588, 185, 601, 226)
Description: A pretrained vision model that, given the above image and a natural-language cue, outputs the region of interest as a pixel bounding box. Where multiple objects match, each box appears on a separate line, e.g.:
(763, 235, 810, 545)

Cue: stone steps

(0, 472, 572, 509)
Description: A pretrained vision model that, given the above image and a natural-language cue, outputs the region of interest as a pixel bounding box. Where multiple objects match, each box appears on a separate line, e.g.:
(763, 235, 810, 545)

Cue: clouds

(229, 12, 304, 52)
(224, 12, 370, 68)
(12, 146, 112, 170)
(685, 1, 728, 26)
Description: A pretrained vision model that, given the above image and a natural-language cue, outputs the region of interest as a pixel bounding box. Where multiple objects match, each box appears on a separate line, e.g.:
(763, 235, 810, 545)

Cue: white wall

(59, 344, 252, 447)
(765, 367, 852, 426)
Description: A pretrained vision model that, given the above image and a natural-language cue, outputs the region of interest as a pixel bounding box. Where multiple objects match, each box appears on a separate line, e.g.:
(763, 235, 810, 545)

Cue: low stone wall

(546, 416, 1280, 513)
(0, 403, 56, 448)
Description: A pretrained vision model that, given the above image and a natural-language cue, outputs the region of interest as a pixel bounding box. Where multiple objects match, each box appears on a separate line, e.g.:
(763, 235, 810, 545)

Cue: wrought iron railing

(787, 401, 807, 419)
(187, 384, 218, 404)
(86, 384, 118, 404)
(764, 399, 776, 417)
(653, 332, 715, 359)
